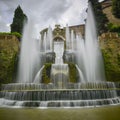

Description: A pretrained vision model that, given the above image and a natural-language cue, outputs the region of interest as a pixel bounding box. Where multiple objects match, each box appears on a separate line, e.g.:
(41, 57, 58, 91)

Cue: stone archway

(53, 35, 66, 51)
(53, 35, 65, 42)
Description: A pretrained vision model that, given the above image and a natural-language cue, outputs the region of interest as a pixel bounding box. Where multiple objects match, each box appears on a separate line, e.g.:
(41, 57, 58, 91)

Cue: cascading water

(17, 20, 41, 83)
(51, 64, 69, 89)
(34, 66, 45, 83)
(75, 35, 86, 82)
(0, 1, 120, 108)
(84, 2, 106, 82)
(47, 26, 53, 52)
(66, 24, 71, 51)
(74, 3, 106, 82)
(54, 41, 64, 64)
(71, 30, 75, 51)
(51, 40, 69, 89)
(43, 32, 47, 53)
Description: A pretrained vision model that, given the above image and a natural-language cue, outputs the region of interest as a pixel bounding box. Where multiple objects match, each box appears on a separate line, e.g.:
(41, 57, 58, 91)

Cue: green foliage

(11, 32, 22, 40)
(0, 32, 21, 40)
(117, 54, 120, 66)
(102, 50, 113, 71)
(41, 63, 78, 84)
(102, 40, 120, 82)
(11, 5, 27, 34)
(0, 37, 19, 88)
(107, 23, 120, 33)
(68, 63, 78, 83)
(0, 32, 11, 35)
(112, 0, 120, 18)
(90, 0, 109, 34)
(42, 63, 52, 84)
(0, 50, 17, 88)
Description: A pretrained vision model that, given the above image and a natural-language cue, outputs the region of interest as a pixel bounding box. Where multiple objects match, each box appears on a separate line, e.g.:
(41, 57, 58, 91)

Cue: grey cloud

(0, 0, 88, 34)
(40, 0, 72, 20)
(0, 0, 20, 32)
(0, 22, 9, 31)
(21, 0, 72, 23)
(18, 0, 75, 36)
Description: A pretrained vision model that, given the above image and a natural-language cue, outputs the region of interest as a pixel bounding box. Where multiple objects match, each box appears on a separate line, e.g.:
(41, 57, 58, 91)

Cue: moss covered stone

(100, 33, 120, 82)
(68, 63, 78, 83)
(41, 62, 78, 84)
(0, 32, 21, 40)
(42, 63, 52, 84)
(0, 34, 19, 88)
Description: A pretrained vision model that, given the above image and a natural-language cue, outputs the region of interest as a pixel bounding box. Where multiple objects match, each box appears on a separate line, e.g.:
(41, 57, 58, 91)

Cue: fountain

(0, 2, 120, 108)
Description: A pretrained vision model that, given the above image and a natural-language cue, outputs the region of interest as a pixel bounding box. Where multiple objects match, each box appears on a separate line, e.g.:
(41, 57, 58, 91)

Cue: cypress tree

(11, 5, 27, 34)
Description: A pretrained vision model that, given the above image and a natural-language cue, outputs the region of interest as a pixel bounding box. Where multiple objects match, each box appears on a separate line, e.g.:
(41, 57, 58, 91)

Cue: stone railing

(99, 32, 119, 40)
(99, 32, 120, 49)
(0, 35, 17, 40)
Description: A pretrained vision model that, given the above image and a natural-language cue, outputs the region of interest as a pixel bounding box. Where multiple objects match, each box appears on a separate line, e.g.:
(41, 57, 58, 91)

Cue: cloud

(20, 0, 88, 37)
(0, 0, 20, 32)
(58, 0, 88, 26)
(0, 19, 10, 32)
(0, 0, 88, 37)
(20, 0, 73, 28)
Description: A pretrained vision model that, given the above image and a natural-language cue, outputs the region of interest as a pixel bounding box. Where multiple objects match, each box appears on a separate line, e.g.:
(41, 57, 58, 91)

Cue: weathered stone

(0, 35, 19, 88)
(99, 32, 120, 82)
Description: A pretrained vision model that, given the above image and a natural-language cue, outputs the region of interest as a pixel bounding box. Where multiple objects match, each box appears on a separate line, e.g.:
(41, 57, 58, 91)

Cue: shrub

(0, 32, 21, 40)
(11, 32, 22, 40)
(68, 63, 78, 83)
(42, 63, 52, 84)
(107, 23, 120, 33)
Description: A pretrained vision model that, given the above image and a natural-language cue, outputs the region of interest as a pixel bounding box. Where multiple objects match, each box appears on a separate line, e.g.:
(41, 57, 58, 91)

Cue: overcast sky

(0, 0, 103, 37)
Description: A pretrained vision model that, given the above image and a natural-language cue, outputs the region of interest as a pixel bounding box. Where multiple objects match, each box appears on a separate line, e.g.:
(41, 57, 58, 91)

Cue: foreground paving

(0, 105, 120, 120)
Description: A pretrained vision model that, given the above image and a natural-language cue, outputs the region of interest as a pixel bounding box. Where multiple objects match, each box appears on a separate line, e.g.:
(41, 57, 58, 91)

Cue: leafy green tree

(90, 0, 109, 35)
(112, 0, 120, 18)
(11, 5, 27, 34)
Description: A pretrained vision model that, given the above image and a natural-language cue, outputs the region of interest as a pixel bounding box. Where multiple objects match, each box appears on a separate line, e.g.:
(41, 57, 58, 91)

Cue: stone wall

(0, 35, 19, 88)
(99, 32, 119, 49)
(101, 0, 120, 25)
(101, 0, 112, 9)
(99, 32, 120, 82)
(69, 24, 85, 37)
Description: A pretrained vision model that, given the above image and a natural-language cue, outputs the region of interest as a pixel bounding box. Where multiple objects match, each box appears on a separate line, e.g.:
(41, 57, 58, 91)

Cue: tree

(112, 0, 120, 18)
(90, 0, 109, 35)
(11, 5, 27, 34)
